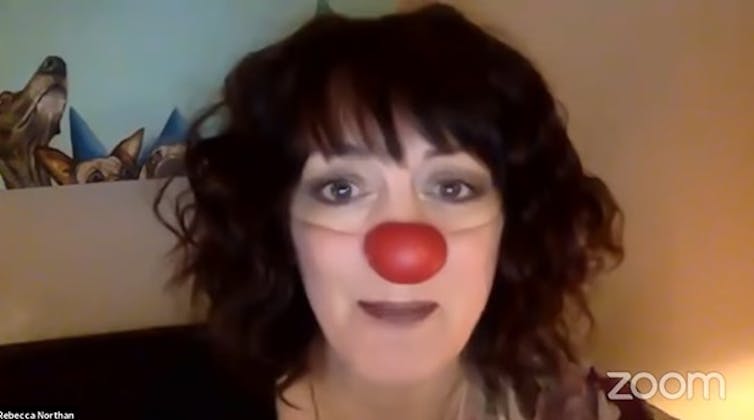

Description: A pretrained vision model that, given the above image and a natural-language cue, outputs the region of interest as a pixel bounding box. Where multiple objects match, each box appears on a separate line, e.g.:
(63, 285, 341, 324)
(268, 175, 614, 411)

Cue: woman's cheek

(290, 219, 363, 329)
(441, 215, 504, 332)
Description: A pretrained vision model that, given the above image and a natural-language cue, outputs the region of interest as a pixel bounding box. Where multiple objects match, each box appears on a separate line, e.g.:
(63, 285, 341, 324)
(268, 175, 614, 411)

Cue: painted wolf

(0, 56, 68, 189)
(34, 108, 144, 185)
(139, 108, 188, 179)
(35, 130, 144, 185)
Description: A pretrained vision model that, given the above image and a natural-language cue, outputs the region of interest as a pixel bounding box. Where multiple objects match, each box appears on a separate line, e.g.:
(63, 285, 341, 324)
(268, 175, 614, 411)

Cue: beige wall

(0, 180, 194, 344)
(414, 1, 753, 419)
(1, 1, 752, 418)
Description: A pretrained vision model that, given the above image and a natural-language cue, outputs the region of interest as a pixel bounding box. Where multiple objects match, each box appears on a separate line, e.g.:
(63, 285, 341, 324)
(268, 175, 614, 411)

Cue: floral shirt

(461, 363, 679, 420)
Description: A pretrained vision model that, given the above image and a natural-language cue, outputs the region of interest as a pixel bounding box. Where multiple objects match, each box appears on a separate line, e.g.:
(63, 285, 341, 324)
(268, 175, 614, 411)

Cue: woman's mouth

(357, 300, 438, 325)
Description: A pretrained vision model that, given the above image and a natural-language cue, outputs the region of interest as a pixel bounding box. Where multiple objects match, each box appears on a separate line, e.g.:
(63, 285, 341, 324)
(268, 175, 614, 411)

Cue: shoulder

(483, 362, 679, 420)
(534, 363, 679, 420)
(586, 367, 680, 420)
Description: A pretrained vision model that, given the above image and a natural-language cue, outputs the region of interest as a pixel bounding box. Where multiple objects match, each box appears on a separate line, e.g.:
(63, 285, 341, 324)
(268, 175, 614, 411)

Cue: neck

(308, 339, 468, 420)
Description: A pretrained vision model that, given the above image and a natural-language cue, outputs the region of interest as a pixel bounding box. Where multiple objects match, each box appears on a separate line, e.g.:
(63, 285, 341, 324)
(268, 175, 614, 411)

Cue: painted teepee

(316, 0, 333, 15)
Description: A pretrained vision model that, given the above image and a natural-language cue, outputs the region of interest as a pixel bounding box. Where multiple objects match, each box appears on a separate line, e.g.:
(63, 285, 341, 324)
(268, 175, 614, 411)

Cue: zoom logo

(605, 371, 726, 400)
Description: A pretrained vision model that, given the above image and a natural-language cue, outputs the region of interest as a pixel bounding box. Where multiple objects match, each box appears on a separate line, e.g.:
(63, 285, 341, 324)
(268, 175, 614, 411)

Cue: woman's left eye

(313, 178, 363, 204)
(431, 180, 477, 202)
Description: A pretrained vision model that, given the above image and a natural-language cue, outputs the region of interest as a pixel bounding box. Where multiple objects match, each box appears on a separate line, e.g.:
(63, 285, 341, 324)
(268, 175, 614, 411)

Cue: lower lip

(358, 301, 438, 325)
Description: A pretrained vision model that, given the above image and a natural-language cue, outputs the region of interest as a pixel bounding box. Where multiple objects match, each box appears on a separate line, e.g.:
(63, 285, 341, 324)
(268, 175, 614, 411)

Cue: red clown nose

(363, 222, 447, 284)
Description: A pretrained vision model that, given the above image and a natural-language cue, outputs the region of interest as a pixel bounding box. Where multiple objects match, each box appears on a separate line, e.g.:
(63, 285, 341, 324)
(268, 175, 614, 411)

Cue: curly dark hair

(155, 4, 623, 417)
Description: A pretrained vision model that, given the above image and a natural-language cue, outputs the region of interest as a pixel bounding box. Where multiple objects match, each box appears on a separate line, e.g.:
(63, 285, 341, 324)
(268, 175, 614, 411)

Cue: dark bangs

(241, 5, 555, 179)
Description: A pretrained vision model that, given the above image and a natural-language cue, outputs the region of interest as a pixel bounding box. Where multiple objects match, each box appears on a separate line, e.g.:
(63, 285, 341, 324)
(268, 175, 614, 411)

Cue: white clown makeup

(289, 115, 504, 386)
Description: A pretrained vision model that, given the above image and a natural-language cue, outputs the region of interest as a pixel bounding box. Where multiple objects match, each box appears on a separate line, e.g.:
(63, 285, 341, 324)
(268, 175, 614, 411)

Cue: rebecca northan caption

(0, 411, 75, 419)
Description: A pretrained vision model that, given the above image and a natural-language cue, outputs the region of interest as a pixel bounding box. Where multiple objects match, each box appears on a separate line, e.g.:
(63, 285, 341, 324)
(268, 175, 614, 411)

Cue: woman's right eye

(315, 179, 362, 204)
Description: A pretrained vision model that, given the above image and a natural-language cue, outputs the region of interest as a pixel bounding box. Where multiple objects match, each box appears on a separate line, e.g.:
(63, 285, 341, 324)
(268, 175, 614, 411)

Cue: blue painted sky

(0, 0, 394, 182)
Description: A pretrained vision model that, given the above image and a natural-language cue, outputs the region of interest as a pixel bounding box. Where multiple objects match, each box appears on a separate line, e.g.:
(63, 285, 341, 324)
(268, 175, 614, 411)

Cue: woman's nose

(363, 222, 447, 284)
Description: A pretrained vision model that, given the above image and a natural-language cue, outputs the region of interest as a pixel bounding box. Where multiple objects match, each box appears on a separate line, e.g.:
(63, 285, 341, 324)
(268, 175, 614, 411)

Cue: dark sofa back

(0, 325, 268, 419)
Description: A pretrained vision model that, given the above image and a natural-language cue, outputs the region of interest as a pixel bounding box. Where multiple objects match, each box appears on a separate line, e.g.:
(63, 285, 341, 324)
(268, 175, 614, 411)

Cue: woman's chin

(351, 357, 448, 386)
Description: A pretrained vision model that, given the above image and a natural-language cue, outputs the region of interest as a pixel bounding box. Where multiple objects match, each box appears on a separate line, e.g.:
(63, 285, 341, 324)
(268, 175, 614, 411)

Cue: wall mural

(0, 0, 388, 191)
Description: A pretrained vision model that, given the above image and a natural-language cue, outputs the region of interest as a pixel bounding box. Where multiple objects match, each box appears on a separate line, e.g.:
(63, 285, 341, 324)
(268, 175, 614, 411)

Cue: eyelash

(309, 176, 365, 205)
(428, 179, 480, 202)
(309, 177, 482, 205)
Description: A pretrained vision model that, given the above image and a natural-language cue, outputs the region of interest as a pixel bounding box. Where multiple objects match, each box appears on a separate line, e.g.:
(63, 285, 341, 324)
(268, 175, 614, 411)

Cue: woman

(156, 4, 665, 419)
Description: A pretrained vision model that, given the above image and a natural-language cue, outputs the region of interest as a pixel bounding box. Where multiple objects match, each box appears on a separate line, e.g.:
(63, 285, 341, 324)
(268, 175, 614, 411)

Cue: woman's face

(289, 117, 504, 384)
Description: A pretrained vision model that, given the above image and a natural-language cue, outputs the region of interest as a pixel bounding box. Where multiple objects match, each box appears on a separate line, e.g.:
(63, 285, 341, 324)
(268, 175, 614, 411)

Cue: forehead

(300, 140, 491, 181)
(304, 109, 462, 162)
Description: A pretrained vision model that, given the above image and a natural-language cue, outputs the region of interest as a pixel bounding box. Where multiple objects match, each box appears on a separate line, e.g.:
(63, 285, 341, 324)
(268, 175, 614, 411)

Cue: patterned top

(458, 362, 680, 420)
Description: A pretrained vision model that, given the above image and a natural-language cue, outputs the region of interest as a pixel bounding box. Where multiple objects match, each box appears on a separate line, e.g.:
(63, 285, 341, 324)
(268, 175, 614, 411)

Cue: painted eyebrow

(325, 144, 459, 160)
(423, 148, 461, 159)
(326, 144, 375, 157)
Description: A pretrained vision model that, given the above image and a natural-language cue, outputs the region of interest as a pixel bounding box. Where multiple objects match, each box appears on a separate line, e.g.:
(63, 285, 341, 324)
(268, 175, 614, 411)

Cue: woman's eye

(317, 179, 361, 204)
(432, 180, 477, 202)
